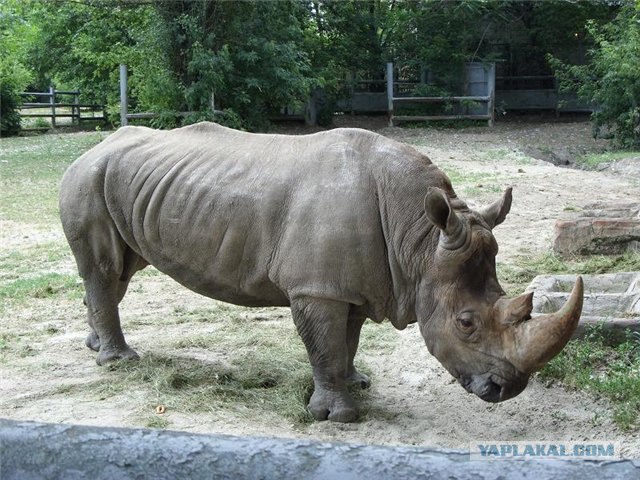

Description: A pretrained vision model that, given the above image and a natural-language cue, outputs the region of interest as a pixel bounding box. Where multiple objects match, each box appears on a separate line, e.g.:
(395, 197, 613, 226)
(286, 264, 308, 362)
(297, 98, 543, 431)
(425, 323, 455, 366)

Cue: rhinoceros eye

(456, 312, 475, 332)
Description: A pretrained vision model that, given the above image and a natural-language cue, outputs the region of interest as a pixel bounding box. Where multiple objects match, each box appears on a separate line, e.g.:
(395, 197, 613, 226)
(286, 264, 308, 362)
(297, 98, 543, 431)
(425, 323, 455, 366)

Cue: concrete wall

(2, 419, 638, 480)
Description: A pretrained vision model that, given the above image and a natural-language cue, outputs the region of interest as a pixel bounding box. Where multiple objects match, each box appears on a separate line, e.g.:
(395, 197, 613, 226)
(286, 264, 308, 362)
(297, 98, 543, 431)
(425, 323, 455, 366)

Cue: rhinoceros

(59, 122, 583, 422)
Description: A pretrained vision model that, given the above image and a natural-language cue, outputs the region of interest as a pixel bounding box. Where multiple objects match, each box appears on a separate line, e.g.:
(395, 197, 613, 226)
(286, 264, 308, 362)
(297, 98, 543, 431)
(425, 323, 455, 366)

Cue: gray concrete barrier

(1, 419, 638, 479)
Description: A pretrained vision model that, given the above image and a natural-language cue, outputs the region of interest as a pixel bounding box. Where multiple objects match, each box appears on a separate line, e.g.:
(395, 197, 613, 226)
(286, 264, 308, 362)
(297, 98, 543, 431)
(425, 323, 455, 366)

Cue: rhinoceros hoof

(347, 370, 371, 390)
(85, 331, 101, 352)
(308, 389, 359, 423)
(96, 346, 140, 366)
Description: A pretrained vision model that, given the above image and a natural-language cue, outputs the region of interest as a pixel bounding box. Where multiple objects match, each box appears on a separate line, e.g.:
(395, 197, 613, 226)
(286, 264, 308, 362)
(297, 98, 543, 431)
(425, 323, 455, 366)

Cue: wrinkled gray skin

(59, 123, 577, 422)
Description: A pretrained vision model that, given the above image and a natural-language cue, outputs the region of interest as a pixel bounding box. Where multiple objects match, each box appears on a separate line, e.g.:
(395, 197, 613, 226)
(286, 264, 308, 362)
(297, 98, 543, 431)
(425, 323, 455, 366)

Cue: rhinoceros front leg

(291, 298, 358, 423)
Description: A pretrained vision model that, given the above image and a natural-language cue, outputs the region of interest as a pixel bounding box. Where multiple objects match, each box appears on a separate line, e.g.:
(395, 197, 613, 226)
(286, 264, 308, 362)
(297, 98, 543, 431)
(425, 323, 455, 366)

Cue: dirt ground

(2, 118, 640, 457)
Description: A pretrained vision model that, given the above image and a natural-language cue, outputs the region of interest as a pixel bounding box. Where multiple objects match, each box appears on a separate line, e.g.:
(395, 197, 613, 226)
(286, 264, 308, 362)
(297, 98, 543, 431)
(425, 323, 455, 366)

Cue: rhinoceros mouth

(459, 373, 528, 403)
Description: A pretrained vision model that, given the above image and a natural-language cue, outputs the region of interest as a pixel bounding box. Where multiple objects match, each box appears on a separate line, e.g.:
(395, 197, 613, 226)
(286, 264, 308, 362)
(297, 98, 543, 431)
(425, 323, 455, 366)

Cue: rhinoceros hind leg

(291, 298, 359, 423)
(87, 251, 148, 351)
(83, 270, 140, 365)
(346, 316, 370, 389)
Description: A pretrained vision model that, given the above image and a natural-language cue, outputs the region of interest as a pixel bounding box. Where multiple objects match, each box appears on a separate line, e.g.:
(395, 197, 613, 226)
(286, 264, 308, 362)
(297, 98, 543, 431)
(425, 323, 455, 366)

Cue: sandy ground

(1, 119, 639, 457)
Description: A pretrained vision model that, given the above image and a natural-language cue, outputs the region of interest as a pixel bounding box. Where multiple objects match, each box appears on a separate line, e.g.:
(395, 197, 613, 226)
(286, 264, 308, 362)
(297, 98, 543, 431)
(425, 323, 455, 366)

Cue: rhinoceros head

(419, 187, 583, 403)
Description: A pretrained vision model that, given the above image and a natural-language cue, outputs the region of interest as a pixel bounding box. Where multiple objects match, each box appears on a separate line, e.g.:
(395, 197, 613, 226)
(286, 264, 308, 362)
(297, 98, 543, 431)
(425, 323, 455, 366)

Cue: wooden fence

(386, 62, 496, 126)
(20, 87, 106, 128)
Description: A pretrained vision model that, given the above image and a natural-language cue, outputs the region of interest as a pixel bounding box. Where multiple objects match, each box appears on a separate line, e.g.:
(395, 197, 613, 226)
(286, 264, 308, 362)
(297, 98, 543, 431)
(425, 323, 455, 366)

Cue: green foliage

(152, 0, 314, 130)
(551, 4, 640, 148)
(0, 0, 39, 135)
(0, 83, 22, 135)
(0, 0, 625, 129)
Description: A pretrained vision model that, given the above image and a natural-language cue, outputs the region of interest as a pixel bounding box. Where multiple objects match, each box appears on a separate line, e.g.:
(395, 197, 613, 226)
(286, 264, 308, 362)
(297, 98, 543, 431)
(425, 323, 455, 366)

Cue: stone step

(527, 272, 640, 345)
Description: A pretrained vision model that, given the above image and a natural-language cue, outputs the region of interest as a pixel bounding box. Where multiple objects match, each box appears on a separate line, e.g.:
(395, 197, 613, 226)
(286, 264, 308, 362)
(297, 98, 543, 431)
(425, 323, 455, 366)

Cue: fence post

(210, 92, 215, 120)
(346, 71, 355, 116)
(49, 86, 56, 128)
(386, 62, 394, 127)
(120, 64, 128, 127)
(73, 91, 80, 125)
(487, 63, 496, 127)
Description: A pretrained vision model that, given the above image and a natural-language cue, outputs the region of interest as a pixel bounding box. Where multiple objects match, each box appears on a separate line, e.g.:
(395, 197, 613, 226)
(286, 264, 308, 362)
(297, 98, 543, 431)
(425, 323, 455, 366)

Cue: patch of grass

(400, 119, 487, 130)
(0, 273, 82, 301)
(479, 148, 510, 161)
(0, 332, 13, 351)
(0, 241, 72, 282)
(576, 150, 640, 170)
(54, 316, 396, 427)
(0, 272, 82, 316)
(538, 328, 640, 431)
(440, 167, 498, 185)
(0, 131, 109, 224)
(85, 351, 317, 425)
(359, 321, 401, 353)
(438, 167, 508, 199)
(145, 415, 170, 429)
(498, 251, 640, 296)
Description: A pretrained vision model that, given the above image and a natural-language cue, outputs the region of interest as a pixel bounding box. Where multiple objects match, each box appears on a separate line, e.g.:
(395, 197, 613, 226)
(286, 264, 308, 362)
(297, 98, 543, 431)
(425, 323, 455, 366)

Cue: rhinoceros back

(78, 123, 390, 308)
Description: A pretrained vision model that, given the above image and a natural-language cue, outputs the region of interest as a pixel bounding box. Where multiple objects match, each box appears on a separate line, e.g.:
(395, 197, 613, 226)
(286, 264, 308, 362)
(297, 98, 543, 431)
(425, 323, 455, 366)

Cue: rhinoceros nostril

(476, 378, 502, 403)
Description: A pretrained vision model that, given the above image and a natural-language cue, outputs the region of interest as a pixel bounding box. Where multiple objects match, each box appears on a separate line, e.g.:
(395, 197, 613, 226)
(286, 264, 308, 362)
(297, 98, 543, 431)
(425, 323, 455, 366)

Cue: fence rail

(19, 87, 106, 128)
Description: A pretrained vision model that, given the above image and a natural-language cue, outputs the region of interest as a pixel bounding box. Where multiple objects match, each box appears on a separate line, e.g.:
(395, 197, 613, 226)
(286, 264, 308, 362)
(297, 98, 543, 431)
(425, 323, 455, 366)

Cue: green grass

(0, 241, 72, 281)
(0, 272, 83, 316)
(438, 166, 506, 199)
(0, 131, 109, 224)
(576, 150, 640, 170)
(399, 119, 488, 130)
(538, 327, 640, 431)
(0, 272, 82, 301)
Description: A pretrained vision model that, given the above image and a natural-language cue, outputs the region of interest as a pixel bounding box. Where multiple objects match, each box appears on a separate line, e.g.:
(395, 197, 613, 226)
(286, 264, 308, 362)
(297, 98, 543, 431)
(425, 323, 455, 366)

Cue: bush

(551, 5, 640, 148)
(0, 82, 22, 136)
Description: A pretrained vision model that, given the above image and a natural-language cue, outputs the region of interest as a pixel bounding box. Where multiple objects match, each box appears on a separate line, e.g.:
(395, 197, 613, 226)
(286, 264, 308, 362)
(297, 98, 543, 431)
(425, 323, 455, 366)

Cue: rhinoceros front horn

(510, 276, 584, 374)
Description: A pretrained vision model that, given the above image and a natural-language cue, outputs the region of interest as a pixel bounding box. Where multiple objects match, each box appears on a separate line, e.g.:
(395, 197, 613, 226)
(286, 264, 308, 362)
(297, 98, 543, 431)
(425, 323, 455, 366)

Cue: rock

(554, 202, 640, 256)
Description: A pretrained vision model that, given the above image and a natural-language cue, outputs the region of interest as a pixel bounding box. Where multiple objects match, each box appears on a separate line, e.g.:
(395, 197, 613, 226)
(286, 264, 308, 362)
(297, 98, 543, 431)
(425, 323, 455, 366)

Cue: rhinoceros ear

(480, 187, 512, 229)
(424, 187, 465, 248)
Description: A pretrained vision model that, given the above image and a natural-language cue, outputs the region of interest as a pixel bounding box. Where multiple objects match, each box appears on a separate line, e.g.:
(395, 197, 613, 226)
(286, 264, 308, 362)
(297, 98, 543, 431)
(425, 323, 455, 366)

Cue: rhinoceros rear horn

(424, 187, 466, 249)
(510, 276, 584, 374)
(480, 187, 512, 229)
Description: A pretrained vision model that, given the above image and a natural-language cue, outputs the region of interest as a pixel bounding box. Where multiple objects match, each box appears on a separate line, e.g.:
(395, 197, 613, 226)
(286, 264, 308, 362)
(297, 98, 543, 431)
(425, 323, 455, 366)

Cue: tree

(551, 2, 639, 147)
(25, 1, 159, 122)
(0, 0, 38, 135)
(152, 0, 314, 129)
